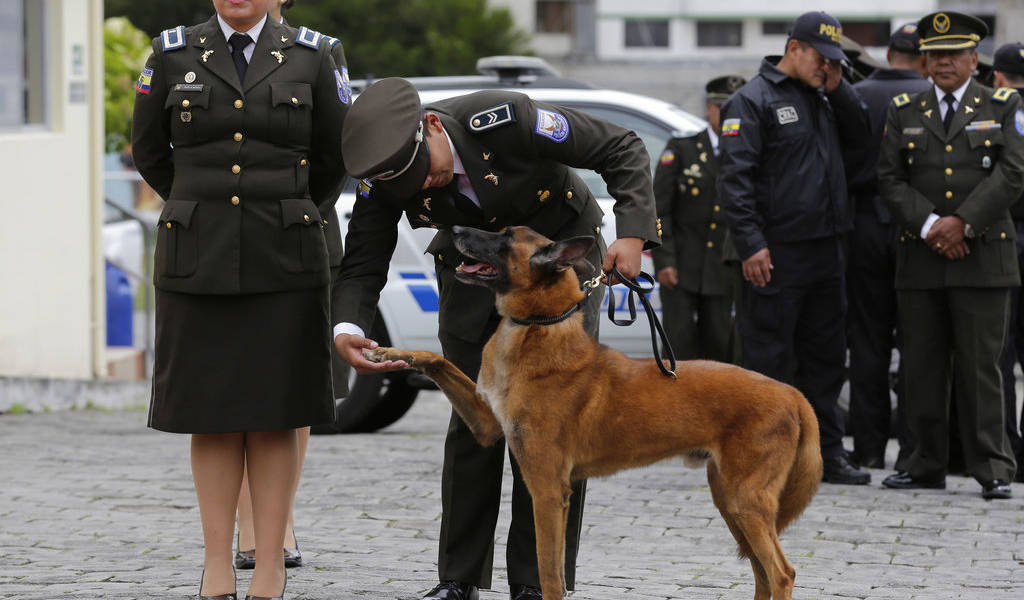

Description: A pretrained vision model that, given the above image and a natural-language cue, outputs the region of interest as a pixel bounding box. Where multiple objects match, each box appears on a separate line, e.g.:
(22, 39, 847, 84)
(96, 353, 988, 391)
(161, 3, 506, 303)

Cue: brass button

(489, 217, 497, 223)
(945, 190, 953, 199)
(713, 205, 720, 212)
(945, 168, 953, 176)
(165, 222, 172, 229)
(299, 159, 308, 166)
(710, 223, 717, 230)
(907, 141, 915, 149)
(594, 226, 601, 234)
(231, 196, 240, 206)
(688, 178, 695, 184)
(291, 97, 299, 105)
(945, 144, 953, 152)
(181, 99, 190, 108)
(691, 188, 700, 196)
(473, 119, 481, 127)
(233, 132, 243, 142)
(438, 254, 443, 261)
(900, 236, 905, 242)
(303, 214, 310, 223)
(566, 191, 573, 199)
(322, 218, 328, 225)
(1001, 232, 1007, 239)
(985, 139, 992, 147)
(706, 241, 714, 248)
(231, 164, 241, 174)
(234, 99, 244, 109)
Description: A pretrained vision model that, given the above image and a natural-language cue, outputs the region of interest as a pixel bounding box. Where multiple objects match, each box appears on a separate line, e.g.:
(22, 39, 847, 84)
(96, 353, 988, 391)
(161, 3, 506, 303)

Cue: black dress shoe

(822, 454, 871, 485)
(510, 584, 543, 600)
(284, 530, 302, 568)
(234, 549, 255, 570)
(881, 471, 945, 490)
(851, 451, 885, 470)
(422, 581, 480, 600)
(981, 479, 1012, 500)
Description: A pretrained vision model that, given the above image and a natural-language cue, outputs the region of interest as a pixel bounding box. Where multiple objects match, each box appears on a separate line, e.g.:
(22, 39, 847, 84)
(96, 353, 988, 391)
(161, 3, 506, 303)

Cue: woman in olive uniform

(130, 0, 348, 597)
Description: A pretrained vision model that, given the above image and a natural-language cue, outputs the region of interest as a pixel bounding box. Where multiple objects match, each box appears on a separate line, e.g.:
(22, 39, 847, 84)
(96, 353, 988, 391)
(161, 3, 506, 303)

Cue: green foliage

(104, 17, 151, 152)
(104, 0, 531, 79)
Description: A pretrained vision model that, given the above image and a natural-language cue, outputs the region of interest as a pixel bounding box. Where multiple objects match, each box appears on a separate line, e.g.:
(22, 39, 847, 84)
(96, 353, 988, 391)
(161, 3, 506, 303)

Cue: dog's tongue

(459, 262, 491, 273)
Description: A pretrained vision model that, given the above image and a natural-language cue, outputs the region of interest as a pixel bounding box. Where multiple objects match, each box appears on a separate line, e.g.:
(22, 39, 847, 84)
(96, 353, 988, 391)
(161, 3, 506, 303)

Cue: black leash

(604, 266, 677, 378)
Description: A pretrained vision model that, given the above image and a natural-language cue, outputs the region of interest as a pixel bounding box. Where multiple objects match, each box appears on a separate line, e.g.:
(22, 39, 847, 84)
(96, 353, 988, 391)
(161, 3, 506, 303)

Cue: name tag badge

(776, 106, 799, 125)
(173, 83, 204, 92)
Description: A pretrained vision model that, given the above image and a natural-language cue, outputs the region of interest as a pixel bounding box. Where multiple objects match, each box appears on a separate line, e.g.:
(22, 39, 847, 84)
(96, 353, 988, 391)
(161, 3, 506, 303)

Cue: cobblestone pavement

(1, 392, 1022, 599)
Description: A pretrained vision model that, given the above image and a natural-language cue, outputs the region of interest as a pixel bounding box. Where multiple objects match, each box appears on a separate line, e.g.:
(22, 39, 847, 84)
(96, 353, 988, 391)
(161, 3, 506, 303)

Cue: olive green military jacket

(338, 91, 660, 342)
(879, 80, 1024, 289)
(651, 130, 732, 296)
(131, 16, 348, 300)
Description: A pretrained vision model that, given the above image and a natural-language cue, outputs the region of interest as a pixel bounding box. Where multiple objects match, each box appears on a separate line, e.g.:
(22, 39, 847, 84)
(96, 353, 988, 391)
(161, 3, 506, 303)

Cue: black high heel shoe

(198, 568, 237, 600)
(244, 571, 286, 600)
(234, 532, 256, 570)
(283, 529, 302, 568)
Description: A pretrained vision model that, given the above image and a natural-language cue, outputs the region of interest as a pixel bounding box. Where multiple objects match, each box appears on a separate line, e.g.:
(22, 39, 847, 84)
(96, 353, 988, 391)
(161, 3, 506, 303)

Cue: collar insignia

(484, 173, 499, 186)
(199, 36, 206, 44)
(271, 50, 284, 63)
(201, 49, 214, 63)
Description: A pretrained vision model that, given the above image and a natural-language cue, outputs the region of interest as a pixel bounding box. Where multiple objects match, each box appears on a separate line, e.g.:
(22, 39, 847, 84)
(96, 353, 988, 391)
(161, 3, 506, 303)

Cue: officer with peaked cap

(334, 78, 659, 600)
(652, 75, 745, 365)
(844, 22, 932, 471)
(879, 11, 1024, 499)
(991, 41, 1024, 482)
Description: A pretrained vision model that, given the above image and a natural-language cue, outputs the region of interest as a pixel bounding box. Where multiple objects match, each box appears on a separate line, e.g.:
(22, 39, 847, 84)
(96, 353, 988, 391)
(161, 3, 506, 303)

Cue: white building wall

(0, 0, 104, 379)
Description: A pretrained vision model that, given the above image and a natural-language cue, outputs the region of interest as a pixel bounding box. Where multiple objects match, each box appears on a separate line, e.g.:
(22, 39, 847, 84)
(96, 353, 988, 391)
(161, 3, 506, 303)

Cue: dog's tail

(775, 390, 822, 534)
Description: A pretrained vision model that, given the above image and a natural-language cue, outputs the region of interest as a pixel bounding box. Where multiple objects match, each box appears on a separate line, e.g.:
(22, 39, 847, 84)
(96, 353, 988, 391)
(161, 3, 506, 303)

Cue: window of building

(0, 0, 48, 129)
(762, 20, 790, 36)
(625, 19, 669, 48)
(697, 21, 742, 47)
(843, 21, 892, 47)
(536, 0, 574, 34)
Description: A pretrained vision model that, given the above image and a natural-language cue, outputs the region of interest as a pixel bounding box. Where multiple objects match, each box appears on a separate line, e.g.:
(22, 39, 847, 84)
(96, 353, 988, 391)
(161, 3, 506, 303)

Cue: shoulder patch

(322, 35, 340, 48)
(160, 26, 186, 52)
(296, 26, 323, 49)
(468, 103, 516, 133)
(993, 87, 1018, 103)
(893, 93, 910, 107)
(659, 148, 675, 166)
(721, 118, 741, 137)
(135, 67, 153, 95)
(335, 67, 351, 105)
(358, 179, 372, 199)
(534, 108, 569, 143)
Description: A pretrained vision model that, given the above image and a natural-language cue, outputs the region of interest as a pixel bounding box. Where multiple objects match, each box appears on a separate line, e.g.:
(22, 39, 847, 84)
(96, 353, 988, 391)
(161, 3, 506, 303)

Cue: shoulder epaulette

(892, 93, 910, 108)
(993, 87, 1018, 103)
(468, 103, 516, 133)
(160, 26, 187, 52)
(296, 26, 323, 49)
(322, 35, 340, 48)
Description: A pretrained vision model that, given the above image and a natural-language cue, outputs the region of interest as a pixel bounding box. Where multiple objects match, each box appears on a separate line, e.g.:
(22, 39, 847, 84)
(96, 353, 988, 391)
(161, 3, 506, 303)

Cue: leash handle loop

(605, 266, 677, 378)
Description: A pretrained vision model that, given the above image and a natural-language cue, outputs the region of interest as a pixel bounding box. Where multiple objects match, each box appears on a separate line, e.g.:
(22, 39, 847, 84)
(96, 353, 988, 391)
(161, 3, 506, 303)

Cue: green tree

(105, 0, 530, 78)
(104, 17, 151, 152)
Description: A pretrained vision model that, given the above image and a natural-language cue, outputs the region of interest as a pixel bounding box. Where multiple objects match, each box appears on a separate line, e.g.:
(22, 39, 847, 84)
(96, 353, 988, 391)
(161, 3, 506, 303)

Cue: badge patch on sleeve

(721, 118, 741, 137)
(136, 67, 153, 94)
(659, 149, 675, 165)
(535, 108, 570, 143)
(358, 179, 372, 198)
(335, 67, 351, 104)
(1016, 109, 1024, 136)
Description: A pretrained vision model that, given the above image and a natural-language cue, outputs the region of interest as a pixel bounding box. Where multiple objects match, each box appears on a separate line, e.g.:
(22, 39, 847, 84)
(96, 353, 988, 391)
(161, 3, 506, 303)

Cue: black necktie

(448, 175, 482, 218)
(229, 32, 252, 83)
(942, 93, 956, 132)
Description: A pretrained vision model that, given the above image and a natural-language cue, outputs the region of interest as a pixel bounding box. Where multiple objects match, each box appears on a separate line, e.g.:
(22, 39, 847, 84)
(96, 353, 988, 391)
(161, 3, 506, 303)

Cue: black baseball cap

(789, 11, 848, 62)
(706, 75, 746, 103)
(889, 22, 921, 54)
(993, 42, 1024, 76)
(341, 78, 431, 200)
(917, 11, 988, 52)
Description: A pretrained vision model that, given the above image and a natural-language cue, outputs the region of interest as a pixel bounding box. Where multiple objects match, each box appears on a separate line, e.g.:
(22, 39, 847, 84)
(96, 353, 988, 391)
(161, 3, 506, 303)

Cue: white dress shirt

(216, 13, 267, 63)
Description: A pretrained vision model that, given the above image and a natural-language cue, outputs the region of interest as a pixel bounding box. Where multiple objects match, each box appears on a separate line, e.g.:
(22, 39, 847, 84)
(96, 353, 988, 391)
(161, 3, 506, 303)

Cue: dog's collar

(508, 301, 584, 326)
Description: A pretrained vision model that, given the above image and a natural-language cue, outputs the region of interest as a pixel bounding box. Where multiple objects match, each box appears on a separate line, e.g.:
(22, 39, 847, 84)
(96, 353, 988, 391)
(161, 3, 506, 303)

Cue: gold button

(165, 222, 172, 229)
(688, 178, 695, 184)
(233, 132, 243, 142)
(567, 191, 573, 199)
(291, 97, 299, 105)
(713, 205, 720, 212)
(231, 164, 241, 174)
(303, 214, 310, 223)
(907, 142, 915, 149)
(900, 236, 905, 242)
(945, 144, 953, 152)
(1001, 232, 1007, 239)
(945, 191, 953, 199)
(945, 168, 952, 176)
(234, 99, 244, 109)
(181, 99, 190, 108)
(472, 119, 480, 126)
(706, 241, 714, 248)
(231, 196, 240, 206)
(489, 217, 497, 223)
(985, 139, 992, 147)
(594, 226, 601, 234)
(691, 188, 700, 196)
(438, 254, 443, 261)
(710, 223, 717, 230)
(322, 218, 328, 225)
(299, 159, 308, 166)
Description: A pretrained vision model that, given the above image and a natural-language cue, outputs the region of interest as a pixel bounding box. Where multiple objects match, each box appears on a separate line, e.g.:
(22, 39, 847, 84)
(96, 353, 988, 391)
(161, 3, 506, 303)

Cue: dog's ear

(530, 235, 596, 273)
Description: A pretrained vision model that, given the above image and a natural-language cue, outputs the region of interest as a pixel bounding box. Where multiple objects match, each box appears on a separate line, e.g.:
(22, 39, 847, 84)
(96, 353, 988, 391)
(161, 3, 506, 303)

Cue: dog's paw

(362, 347, 414, 364)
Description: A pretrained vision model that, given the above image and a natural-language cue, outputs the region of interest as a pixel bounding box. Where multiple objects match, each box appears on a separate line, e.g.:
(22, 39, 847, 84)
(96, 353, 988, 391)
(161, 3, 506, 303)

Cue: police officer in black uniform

(334, 79, 659, 600)
(878, 12, 1024, 500)
(845, 23, 932, 470)
(992, 42, 1024, 482)
(652, 75, 745, 363)
(718, 11, 872, 485)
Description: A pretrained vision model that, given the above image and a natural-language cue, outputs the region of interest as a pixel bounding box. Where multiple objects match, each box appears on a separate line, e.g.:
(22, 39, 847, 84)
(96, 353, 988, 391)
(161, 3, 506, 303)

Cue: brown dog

(367, 225, 822, 600)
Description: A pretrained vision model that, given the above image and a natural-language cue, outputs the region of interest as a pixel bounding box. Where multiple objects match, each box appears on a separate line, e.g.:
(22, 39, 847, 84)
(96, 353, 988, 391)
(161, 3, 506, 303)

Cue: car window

(561, 103, 675, 199)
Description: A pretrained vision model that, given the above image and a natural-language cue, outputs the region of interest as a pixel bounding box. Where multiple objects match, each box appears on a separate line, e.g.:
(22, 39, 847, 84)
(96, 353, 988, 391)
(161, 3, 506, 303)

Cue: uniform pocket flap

(280, 198, 321, 228)
(158, 200, 198, 228)
(966, 128, 1004, 149)
(164, 86, 211, 110)
(271, 82, 313, 108)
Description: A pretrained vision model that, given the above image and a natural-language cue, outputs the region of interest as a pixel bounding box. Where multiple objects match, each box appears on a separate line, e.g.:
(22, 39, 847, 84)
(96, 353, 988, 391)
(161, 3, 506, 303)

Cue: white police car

(323, 57, 707, 433)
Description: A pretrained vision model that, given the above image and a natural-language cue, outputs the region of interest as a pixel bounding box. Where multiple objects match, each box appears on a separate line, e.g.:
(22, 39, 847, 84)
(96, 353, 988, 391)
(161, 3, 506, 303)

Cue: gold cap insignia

(933, 13, 950, 34)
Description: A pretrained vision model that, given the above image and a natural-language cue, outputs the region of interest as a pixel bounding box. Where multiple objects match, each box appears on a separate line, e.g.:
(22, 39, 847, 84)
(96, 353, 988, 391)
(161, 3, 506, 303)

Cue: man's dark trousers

(739, 237, 847, 460)
(434, 265, 604, 590)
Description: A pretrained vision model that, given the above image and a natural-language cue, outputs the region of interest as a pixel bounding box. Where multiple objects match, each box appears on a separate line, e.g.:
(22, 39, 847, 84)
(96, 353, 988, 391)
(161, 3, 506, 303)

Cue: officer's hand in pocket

(334, 333, 409, 374)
